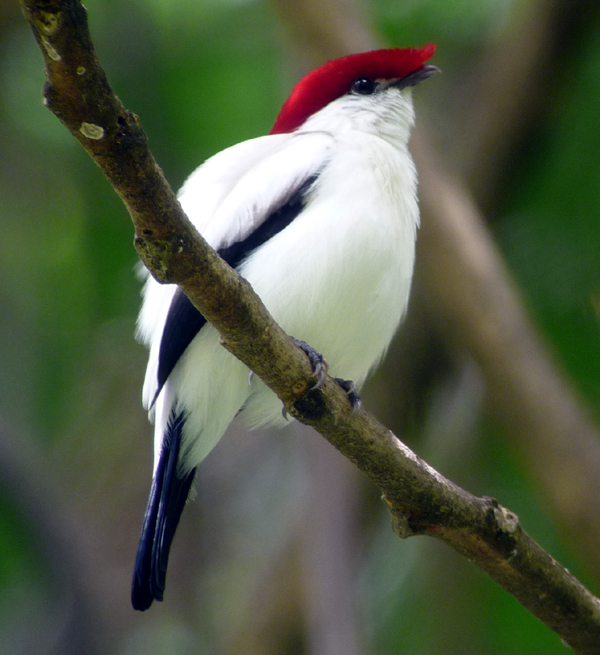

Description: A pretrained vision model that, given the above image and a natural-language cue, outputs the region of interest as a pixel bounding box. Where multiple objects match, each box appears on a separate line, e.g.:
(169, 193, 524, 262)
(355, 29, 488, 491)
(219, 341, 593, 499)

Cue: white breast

(238, 131, 419, 429)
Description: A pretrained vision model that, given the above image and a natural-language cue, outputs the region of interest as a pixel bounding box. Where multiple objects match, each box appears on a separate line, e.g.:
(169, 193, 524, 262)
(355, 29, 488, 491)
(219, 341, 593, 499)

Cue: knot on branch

(381, 494, 415, 539)
(483, 496, 519, 558)
(291, 387, 328, 421)
(134, 233, 188, 284)
(390, 509, 414, 539)
(32, 8, 61, 36)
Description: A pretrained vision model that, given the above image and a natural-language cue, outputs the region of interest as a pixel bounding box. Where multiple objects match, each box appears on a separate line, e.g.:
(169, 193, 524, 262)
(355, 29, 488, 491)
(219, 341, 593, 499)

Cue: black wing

(151, 289, 207, 408)
(132, 175, 318, 611)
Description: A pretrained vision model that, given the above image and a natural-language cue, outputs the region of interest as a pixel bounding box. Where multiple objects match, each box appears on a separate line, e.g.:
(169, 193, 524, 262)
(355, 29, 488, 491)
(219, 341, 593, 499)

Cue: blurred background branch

(0, 417, 105, 655)
(2, 0, 600, 652)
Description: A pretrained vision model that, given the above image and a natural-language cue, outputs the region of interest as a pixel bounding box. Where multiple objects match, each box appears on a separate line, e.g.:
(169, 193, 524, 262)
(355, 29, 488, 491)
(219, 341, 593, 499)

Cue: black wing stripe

(216, 175, 318, 268)
(134, 178, 321, 611)
(154, 289, 207, 407)
(152, 174, 318, 403)
(131, 411, 196, 611)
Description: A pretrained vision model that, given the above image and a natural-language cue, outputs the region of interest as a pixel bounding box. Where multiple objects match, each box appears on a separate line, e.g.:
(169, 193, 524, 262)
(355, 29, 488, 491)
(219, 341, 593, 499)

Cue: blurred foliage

(498, 31, 600, 413)
(1, 0, 599, 653)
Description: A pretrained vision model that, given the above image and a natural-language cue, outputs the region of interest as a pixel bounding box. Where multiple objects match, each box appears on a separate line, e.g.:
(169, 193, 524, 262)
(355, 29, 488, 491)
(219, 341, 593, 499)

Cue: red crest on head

(270, 44, 436, 135)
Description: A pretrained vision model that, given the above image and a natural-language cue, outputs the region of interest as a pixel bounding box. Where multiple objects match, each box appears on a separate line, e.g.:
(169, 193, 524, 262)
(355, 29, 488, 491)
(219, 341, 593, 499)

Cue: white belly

(238, 137, 418, 428)
(162, 135, 419, 468)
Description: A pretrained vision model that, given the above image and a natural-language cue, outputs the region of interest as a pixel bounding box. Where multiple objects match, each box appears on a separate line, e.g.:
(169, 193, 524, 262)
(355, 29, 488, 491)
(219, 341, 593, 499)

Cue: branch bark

(20, 0, 600, 651)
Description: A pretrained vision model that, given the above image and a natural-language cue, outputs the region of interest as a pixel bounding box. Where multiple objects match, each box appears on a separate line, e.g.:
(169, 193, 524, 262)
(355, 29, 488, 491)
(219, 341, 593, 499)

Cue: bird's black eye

(351, 77, 376, 95)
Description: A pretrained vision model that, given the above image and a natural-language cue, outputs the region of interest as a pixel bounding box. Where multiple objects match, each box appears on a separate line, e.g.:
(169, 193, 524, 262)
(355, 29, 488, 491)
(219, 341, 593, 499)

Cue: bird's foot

(334, 377, 362, 410)
(291, 337, 328, 389)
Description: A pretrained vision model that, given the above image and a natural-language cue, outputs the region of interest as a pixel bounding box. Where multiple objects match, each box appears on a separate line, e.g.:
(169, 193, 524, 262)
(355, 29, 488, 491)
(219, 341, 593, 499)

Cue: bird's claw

(334, 377, 362, 410)
(290, 337, 328, 389)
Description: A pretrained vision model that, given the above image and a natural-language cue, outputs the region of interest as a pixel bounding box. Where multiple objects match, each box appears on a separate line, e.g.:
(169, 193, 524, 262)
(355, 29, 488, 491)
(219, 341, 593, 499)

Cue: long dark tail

(131, 411, 196, 611)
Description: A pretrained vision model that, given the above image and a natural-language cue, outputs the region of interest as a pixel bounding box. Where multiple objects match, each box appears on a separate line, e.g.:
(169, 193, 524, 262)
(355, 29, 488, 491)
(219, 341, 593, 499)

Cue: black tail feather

(131, 411, 196, 611)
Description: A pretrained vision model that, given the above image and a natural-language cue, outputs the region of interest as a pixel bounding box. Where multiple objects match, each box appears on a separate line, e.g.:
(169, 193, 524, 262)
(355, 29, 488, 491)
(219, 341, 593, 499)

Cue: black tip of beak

(394, 64, 441, 90)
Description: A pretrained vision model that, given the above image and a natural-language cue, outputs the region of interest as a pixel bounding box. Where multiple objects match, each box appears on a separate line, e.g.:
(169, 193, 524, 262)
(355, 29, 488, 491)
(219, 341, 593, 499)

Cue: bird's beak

(391, 65, 440, 91)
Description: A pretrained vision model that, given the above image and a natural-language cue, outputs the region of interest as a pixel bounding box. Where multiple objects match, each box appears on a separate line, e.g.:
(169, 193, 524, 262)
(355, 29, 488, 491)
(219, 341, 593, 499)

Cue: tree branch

(20, 0, 600, 651)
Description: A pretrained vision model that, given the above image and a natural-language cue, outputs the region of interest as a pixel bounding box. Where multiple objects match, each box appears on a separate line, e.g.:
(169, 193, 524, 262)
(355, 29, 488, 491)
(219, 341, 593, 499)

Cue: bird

(131, 44, 438, 611)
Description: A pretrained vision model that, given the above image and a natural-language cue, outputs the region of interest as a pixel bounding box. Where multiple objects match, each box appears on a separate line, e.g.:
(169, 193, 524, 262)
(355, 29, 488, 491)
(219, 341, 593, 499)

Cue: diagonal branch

(20, 0, 600, 651)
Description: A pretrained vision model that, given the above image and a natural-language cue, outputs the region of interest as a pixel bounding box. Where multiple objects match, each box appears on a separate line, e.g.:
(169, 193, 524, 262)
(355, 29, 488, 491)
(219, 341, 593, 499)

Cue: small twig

(20, 0, 600, 650)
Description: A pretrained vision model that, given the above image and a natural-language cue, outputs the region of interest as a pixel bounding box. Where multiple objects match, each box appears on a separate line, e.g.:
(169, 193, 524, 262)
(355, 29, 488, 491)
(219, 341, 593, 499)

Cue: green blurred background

(1, 0, 600, 653)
